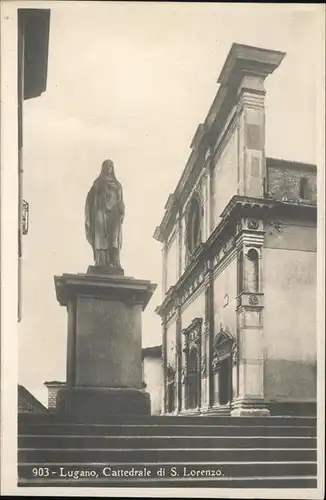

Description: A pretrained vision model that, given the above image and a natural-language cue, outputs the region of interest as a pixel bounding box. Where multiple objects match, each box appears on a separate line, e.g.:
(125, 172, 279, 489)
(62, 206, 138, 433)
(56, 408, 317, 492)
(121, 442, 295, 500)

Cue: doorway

(187, 348, 199, 409)
(218, 357, 232, 405)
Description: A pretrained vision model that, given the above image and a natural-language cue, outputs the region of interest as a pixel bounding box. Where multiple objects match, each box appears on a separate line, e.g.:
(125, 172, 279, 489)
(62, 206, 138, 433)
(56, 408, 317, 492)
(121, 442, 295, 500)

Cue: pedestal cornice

(54, 273, 157, 310)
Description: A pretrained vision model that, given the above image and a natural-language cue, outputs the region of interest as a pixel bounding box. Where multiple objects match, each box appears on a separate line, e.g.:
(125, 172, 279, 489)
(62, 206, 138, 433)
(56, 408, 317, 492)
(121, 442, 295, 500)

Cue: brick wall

(47, 387, 59, 410)
(266, 160, 317, 204)
(44, 382, 65, 411)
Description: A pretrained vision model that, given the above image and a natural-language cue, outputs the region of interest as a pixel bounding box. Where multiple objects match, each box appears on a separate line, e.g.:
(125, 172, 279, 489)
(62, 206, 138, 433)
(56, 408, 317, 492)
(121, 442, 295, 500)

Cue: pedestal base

(201, 404, 231, 416)
(56, 386, 151, 422)
(231, 397, 270, 417)
(87, 265, 124, 276)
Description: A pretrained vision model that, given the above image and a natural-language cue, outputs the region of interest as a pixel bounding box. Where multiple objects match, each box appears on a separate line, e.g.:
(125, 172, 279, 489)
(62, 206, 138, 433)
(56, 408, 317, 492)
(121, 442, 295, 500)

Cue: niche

(237, 250, 244, 294)
(245, 247, 259, 293)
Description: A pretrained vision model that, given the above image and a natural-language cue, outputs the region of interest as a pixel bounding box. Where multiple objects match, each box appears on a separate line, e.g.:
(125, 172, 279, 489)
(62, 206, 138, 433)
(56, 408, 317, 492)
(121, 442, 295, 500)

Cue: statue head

(101, 159, 115, 178)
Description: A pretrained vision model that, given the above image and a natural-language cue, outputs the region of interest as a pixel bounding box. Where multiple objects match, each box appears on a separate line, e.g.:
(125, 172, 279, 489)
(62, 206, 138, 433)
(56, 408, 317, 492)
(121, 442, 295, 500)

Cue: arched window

(299, 178, 309, 199)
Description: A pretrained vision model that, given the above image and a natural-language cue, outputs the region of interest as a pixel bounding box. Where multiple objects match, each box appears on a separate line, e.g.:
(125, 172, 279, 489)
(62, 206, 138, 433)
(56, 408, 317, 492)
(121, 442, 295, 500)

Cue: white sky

(17, 2, 322, 405)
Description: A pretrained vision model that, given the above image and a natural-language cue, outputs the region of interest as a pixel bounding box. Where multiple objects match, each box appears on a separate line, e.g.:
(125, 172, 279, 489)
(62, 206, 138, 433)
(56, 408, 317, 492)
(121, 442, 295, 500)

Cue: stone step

(17, 476, 318, 489)
(18, 447, 317, 463)
(18, 423, 317, 438)
(18, 461, 317, 480)
(18, 414, 317, 426)
(18, 435, 317, 449)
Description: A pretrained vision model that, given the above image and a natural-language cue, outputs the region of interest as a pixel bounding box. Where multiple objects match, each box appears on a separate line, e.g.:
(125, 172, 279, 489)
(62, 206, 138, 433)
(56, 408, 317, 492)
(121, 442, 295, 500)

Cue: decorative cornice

(219, 195, 276, 220)
(217, 43, 285, 87)
(182, 317, 203, 338)
(54, 273, 157, 311)
(44, 381, 65, 388)
(190, 123, 206, 149)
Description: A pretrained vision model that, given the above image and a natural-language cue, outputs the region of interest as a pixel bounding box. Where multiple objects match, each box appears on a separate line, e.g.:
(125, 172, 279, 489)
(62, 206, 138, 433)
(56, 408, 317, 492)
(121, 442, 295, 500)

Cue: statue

(85, 160, 125, 268)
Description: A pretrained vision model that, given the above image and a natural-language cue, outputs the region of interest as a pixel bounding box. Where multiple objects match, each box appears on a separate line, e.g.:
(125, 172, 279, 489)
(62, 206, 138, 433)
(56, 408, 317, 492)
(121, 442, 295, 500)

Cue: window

(299, 177, 309, 199)
(186, 196, 202, 255)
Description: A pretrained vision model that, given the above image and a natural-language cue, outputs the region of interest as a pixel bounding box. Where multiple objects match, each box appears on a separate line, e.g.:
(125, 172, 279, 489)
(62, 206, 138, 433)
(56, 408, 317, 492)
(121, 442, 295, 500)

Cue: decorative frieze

(247, 219, 260, 230)
(180, 270, 206, 306)
(268, 220, 283, 234)
(236, 217, 264, 246)
(248, 294, 259, 306)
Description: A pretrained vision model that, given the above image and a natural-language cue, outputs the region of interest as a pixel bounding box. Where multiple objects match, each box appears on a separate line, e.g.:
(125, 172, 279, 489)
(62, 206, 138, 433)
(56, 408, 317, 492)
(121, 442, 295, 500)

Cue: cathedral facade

(154, 44, 317, 416)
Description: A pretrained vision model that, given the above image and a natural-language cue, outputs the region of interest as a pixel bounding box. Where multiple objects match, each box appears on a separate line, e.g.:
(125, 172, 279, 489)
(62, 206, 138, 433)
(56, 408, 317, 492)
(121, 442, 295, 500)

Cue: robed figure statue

(85, 160, 125, 268)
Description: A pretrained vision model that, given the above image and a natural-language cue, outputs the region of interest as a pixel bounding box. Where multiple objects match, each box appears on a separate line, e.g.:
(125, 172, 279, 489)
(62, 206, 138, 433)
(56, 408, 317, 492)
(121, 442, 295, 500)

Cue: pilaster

(201, 263, 214, 412)
(237, 80, 266, 199)
(232, 216, 269, 416)
(161, 319, 168, 414)
(175, 304, 182, 413)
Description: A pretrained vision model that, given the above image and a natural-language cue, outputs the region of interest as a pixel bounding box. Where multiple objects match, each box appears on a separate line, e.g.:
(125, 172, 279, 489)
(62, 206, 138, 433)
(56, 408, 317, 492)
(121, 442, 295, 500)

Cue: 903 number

(32, 467, 50, 477)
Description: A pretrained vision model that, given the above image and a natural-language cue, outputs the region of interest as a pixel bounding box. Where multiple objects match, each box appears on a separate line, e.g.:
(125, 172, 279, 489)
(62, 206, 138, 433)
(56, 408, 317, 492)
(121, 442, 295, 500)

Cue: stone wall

(263, 220, 317, 402)
(213, 255, 237, 336)
(212, 127, 238, 227)
(266, 161, 317, 204)
(143, 356, 163, 415)
(181, 288, 205, 329)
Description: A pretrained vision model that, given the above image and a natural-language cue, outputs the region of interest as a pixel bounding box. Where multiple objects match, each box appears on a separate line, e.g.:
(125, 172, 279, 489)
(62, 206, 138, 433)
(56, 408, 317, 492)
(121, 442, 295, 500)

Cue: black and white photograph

(0, 1, 325, 497)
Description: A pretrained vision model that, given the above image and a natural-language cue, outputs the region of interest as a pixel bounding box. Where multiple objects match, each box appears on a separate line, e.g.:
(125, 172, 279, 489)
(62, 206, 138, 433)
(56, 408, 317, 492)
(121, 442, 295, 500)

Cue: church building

(154, 43, 317, 416)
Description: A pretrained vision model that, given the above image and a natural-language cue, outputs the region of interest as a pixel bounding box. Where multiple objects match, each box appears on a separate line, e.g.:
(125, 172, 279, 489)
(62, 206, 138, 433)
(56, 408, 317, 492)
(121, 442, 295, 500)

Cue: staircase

(18, 413, 317, 488)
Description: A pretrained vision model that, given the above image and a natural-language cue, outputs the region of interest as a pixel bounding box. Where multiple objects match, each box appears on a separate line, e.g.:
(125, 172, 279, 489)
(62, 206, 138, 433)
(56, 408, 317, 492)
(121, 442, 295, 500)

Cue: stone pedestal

(54, 270, 156, 421)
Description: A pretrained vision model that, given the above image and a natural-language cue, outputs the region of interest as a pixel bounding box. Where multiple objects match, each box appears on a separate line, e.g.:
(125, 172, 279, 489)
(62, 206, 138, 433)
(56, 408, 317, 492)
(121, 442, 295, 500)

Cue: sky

(16, 2, 322, 405)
